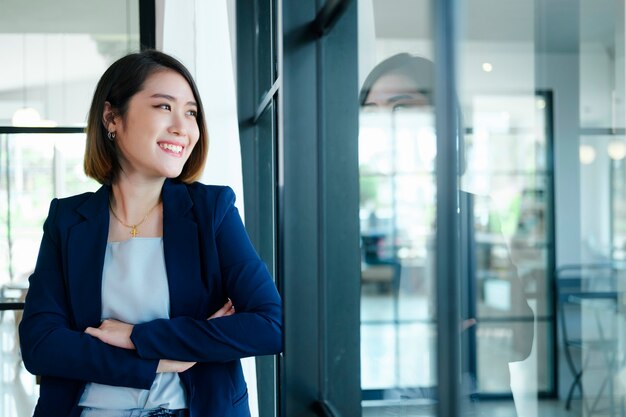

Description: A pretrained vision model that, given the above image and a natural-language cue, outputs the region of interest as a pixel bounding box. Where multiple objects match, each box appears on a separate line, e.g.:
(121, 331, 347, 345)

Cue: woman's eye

(158, 104, 171, 111)
(187, 110, 198, 117)
(393, 103, 412, 111)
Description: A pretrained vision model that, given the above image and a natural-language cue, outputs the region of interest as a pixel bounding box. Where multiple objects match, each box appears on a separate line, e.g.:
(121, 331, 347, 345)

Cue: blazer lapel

(162, 180, 203, 318)
(67, 185, 110, 329)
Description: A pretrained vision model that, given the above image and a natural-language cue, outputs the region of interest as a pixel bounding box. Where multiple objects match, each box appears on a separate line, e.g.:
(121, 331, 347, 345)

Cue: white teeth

(159, 143, 183, 154)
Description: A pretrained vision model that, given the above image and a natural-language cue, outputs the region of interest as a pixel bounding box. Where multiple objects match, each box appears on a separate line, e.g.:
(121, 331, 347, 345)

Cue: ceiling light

(11, 107, 41, 127)
(608, 140, 626, 160)
(579, 145, 596, 165)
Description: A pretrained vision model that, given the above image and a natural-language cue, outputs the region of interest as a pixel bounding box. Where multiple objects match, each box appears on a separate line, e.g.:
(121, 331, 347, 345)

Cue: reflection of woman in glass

(360, 53, 533, 409)
(19, 50, 282, 417)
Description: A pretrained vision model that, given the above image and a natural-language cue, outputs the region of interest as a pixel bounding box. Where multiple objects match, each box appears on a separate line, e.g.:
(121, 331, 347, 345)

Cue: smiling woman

(104, 70, 201, 186)
(18, 50, 283, 417)
(83, 52, 208, 188)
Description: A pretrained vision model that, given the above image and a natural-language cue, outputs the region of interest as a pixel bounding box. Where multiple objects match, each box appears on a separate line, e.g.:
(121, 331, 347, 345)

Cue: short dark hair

(359, 53, 435, 106)
(84, 50, 208, 184)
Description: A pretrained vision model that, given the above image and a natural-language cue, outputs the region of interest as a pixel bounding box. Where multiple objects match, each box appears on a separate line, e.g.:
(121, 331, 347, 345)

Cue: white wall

(536, 53, 584, 266)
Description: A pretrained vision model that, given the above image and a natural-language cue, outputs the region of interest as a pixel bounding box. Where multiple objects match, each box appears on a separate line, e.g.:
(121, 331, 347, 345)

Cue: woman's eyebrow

(387, 94, 419, 104)
(150, 93, 197, 107)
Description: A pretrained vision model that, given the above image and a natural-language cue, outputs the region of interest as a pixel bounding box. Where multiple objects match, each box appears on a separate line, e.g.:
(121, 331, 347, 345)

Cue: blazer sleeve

(130, 187, 283, 362)
(19, 199, 158, 389)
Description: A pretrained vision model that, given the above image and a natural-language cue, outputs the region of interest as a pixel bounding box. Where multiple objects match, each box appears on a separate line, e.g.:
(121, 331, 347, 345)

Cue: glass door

(358, 1, 554, 415)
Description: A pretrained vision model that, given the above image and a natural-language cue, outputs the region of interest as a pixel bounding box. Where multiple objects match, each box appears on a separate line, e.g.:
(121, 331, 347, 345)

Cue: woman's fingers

(84, 319, 135, 349)
(84, 327, 99, 337)
(207, 299, 235, 320)
(461, 318, 477, 331)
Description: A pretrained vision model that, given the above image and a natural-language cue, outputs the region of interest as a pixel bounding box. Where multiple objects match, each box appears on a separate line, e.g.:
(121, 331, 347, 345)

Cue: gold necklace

(109, 199, 160, 238)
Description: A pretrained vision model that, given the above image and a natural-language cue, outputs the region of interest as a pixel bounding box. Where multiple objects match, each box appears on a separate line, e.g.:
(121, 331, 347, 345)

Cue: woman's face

(361, 71, 437, 168)
(109, 69, 200, 182)
(363, 71, 430, 110)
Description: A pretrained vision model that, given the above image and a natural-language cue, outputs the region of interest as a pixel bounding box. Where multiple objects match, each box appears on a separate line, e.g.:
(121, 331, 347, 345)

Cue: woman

(19, 50, 283, 417)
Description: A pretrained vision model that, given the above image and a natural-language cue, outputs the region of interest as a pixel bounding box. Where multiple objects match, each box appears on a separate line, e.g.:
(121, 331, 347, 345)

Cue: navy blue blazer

(19, 179, 283, 417)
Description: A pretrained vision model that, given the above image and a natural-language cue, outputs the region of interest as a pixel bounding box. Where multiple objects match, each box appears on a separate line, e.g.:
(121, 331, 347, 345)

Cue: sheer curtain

(156, 2, 257, 416)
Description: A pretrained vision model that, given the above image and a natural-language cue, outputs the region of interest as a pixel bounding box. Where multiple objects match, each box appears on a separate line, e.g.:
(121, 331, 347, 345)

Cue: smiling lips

(159, 142, 184, 155)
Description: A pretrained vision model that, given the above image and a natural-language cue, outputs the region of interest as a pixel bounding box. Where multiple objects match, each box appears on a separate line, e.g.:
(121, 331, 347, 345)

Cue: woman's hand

(157, 359, 196, 373)
(85, 319, 135, 350)
(461, 318, 476, 332)
(153, 300, 233, 373)
(208, 299, 235, 320)
(152, 299, 233, 375)
(85, 300, 233, 372)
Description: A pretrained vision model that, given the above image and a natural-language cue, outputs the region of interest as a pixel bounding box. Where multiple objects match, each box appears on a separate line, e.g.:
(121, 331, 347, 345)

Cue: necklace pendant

(130, 226, 138, 237)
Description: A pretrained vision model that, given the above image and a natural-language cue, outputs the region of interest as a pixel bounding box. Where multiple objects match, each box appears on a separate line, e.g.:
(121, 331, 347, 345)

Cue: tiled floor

(360, 291, 624, 416)
(0, 310, 38, 417)
(362, 399, 583, 416)
(1, 292, 622, 416)
(361, 292, 525, 392)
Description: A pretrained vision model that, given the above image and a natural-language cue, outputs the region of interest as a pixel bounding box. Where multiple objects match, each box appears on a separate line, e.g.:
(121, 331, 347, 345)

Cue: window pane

(256, 0, 274, 103)
(0, 0, 140, 127)
(0, 133, 99, 285)
(457, 0, 553, 409)
(0, 132, 99, 416)
(360, 0, 555, 415)
(358, 2, 439, 414)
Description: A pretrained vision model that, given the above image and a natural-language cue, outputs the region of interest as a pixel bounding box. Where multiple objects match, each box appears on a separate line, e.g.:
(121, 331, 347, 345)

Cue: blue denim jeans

(80, 408, 189, 417)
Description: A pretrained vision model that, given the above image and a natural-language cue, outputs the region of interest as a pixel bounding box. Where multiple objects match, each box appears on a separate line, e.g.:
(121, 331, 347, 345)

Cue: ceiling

(0, 0, 138, 35)
(372, 0, 616, 54)
(0, 0, 617, 54)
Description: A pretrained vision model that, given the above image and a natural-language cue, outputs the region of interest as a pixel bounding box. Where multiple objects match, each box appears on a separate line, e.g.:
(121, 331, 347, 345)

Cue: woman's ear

(102, 102, 118, 132)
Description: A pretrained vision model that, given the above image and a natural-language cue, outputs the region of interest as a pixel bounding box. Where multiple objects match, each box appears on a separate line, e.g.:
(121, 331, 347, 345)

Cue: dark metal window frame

(237, 2, 280, 417)
(238, 1, 360, 416)
(280, 0, 361, 416)
(238, 0, 561, 416)
(139, 0, 156, 50)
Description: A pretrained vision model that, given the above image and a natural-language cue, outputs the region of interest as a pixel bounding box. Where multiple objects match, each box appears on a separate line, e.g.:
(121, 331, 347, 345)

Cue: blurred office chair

(557, 263, 620, 415)
(361, 260, 401, 295)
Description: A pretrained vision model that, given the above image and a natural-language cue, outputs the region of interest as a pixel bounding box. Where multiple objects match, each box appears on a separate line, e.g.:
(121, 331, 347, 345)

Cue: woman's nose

(168, 112, 188, 136)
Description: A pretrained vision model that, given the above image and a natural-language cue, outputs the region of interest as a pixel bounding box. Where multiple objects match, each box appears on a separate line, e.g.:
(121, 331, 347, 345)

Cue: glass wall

(0, 133, 99, 285)
(0, 0, 140, 286)
(358, 0, 550, 415)
(0, 0, 140, 127)
(355, 0, 626, 416)
(0, 2, 139, 415)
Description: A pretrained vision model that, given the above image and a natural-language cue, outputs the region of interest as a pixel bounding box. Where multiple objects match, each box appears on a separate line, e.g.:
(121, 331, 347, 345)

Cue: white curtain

(156, 2, 258, 416)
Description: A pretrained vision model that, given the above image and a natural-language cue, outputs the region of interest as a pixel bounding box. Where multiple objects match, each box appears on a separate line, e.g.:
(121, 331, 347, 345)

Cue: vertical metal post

(236, 2, 281, 417)
(544, 91, 559, 398)
(279, 0, 360, 415)
(433, 0, 460, 416)
(280, 2, 321, 415)
(139, 0, 156, 50)
(4, 135, 14, 281)
(318, 1, 361, 414)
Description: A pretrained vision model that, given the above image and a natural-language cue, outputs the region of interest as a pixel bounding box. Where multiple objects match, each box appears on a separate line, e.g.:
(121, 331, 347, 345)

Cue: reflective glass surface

(359, 0, 554, 415)
(0, 0, 140, 127)
(0, 133, 99, 285)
